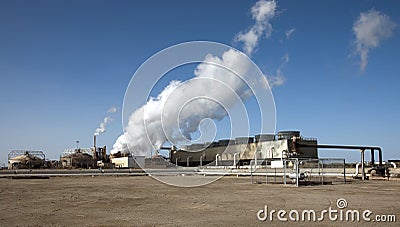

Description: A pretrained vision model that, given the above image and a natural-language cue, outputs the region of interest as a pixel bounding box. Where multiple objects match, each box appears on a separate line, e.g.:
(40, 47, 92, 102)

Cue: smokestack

(93, 134, 97, 158)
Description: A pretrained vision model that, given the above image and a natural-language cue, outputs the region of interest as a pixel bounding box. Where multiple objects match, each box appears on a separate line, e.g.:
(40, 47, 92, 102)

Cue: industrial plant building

(171, 131, 318, 167)
(60, 148, 97, 168)
(6, 130, 387, 182)
(110, 154, 145, 168)
(59, 135, 110, 168)
(60, 140, 109, 168)
(8, 135, 109, 169)
(8, 150, 46, 169)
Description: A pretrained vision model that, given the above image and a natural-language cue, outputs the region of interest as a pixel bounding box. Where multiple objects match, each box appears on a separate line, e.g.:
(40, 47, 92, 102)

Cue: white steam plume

(107, 106, 117, 113)
(235, 0, 277, 55)
(285, 28, 295, 40)
(94, 106, 117, 136)
(111, 0, 277, 155)
(353, 9, 396, 72)
(266, 53, 288, 88)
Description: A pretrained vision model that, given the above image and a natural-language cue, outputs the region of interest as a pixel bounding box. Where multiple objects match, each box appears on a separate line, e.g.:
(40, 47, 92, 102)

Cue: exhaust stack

(93, 135, 97, 158)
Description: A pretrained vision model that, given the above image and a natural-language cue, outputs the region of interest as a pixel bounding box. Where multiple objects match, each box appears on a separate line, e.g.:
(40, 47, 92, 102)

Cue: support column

(361, 149, 365, 180)
(233, 153, 238, 168)
(370, 149, 375, 165)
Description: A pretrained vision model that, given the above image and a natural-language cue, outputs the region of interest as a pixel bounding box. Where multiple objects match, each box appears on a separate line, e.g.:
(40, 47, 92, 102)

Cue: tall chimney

(93, 135, 97, 158)
(93, 134, 97, 154)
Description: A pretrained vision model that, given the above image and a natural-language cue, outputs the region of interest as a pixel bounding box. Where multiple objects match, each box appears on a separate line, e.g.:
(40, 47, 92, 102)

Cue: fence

(251, 158, 346, 187)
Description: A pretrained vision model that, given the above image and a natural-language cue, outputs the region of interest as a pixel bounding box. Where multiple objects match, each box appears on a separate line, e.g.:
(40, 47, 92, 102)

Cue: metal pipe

(361, 149, 365, 180)
(296, 158, 299, 187)
(233, 153, 239, 168)
(283, 159, 287, 185)
(343, 159, 346, 184)
(297, 143, 382, 151)
(254, 151, 259, 169)
(321, 160, 324, 184)
(200, 155, 203, 167)
(371, 149, 375, 165)
(250, 160, 253, 184)
(265, 161, 268, 184)
(354, 163, 360, 177)
(297, 142, 384, 169)
(215, 154, 220, 166)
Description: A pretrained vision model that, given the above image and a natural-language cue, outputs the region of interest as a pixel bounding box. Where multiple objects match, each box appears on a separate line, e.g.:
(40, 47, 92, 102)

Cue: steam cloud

(94, 107, 117, 136)
(111, 0, 278, 155)
(235, 0, 277, 55)
(353, 9, 396, 72)
(266, 53, 288, 88)
(285, 28, 295, 40)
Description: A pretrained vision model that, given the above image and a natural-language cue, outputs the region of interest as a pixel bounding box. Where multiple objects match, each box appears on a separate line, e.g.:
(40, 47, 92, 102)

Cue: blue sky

(1, 0, 399, 164)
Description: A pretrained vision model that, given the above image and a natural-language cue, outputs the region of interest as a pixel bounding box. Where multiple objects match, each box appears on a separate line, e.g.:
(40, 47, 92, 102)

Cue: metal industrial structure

(3, 130, 391, 183)
(296, 143, 383, 180)
(60, 135, 108, 168)
(170, 131, 318, 167)
(6, 130, 384, 183)
(60, 148, 95, 168)
(8, 150, 46, 169)
(169, 130, 388, 181)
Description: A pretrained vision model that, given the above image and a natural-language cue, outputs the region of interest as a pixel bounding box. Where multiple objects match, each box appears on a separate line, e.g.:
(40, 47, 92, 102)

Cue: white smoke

(94, 106, 117, 136)
(353, 9, 396, 72)
(111, 0, 278, 155)
(285, 28, 295, 40)
(112, 50, 253, 155)
(266, 53, 288, 88)
(235, 0, 277, 55)
(107, 106, 117, 113)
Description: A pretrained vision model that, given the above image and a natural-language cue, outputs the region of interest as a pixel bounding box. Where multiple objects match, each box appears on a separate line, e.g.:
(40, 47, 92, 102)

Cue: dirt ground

(0, 175, 398, 226)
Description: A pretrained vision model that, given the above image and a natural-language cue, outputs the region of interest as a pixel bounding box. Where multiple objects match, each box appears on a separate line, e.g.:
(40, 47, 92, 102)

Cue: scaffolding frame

(8, 150, 45, 160)
(62, 148, 93, 157)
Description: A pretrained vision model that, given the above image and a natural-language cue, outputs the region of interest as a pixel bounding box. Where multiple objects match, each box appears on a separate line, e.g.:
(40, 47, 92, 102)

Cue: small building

(8, 150, 46, 169)
(60, 148, 95, 168)
(111, 155, 145, 168)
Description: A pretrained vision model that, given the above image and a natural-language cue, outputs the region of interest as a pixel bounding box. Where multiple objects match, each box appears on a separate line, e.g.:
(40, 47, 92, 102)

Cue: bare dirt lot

(0, 176, 398, 226)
